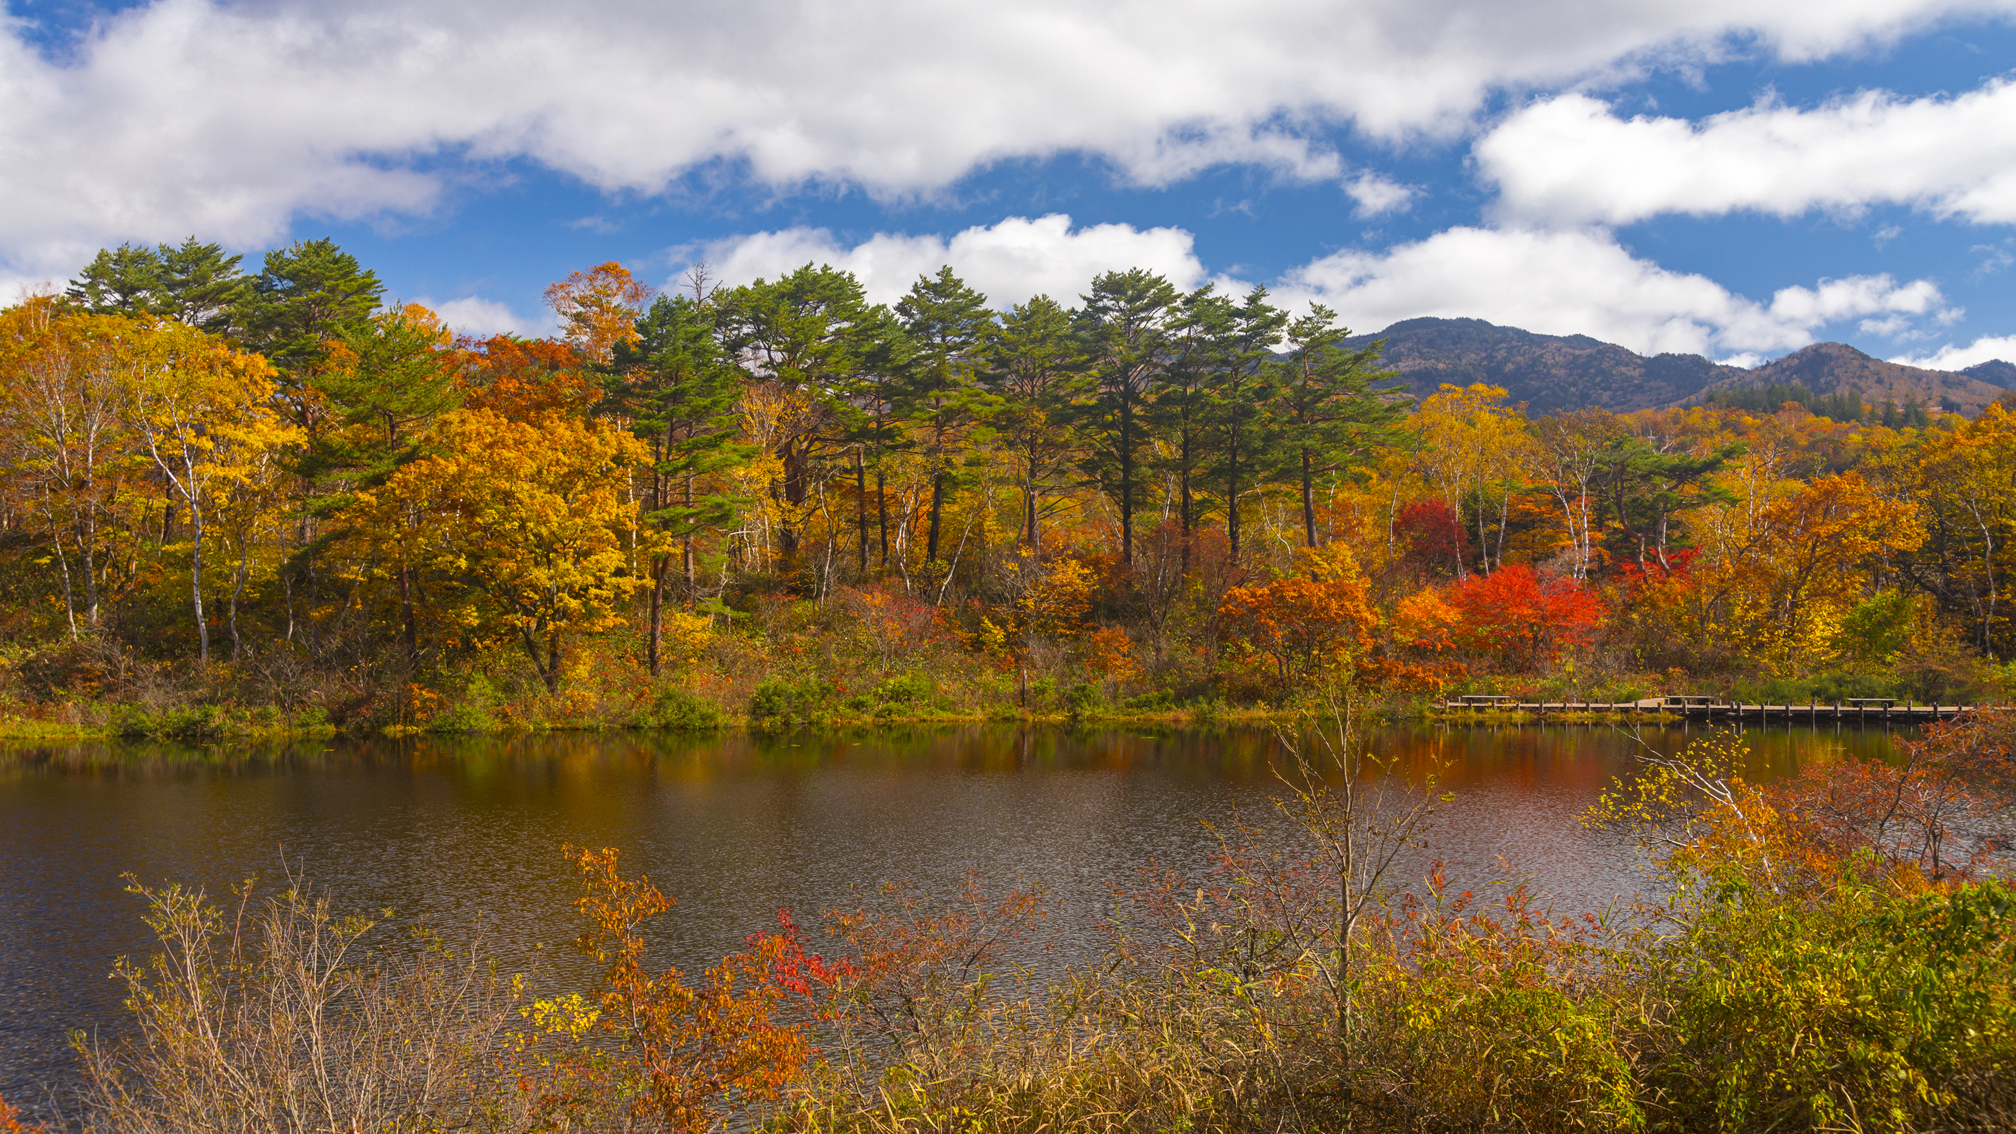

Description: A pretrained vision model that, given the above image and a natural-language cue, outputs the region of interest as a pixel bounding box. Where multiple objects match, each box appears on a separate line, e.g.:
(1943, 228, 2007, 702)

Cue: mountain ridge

(1343, 317, 2013, 415)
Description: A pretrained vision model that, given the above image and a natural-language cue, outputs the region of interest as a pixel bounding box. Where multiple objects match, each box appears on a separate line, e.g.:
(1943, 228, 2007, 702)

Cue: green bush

(749, 677, 827, 732)
(429, 674, 501, 733)
(1660, 876, 2016, 1131)
(638, 686, 725, 731)
(1743, 670, 1901, 705)
(115, 704, 227, 741)
(1591, 678, 1647, 703)
(1120, 689, 1174, 712)
(1063, 681, 1102, 722)
(870, 673, 931, 708)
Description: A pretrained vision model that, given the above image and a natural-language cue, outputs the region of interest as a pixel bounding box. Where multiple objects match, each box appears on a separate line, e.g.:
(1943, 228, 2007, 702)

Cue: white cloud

(1480, 80, 2016, 226)
(3, 0, 2011, 277)
(691, 214, 1209, 307)
(695, 218, 1955, 359)
(1345, 173, 1417, 217)
(424, 296, 548, 338)
(1271, 226, 1949, 355)
(1893, 334, 2016, 369)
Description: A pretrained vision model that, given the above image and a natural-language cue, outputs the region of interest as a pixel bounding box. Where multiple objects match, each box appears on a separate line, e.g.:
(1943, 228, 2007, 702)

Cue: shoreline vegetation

(2, 245, 2014, 757)
(4, 702, 2013, 1133)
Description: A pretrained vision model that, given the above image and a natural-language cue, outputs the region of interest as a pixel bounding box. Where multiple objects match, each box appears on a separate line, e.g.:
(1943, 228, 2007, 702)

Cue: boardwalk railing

(1440, 698, 1997, 726)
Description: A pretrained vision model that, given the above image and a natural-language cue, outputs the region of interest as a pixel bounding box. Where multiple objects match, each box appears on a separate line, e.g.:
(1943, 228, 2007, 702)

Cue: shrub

(1062, 681, 1102, 722)
(113, 704, 227, 741)
(1659, 877, 2016, 1132)
(749, 677, 828, 732)
(73, 875, 526, 1134)
(638, 685, 726, 731)
(428, 673, 502, 732)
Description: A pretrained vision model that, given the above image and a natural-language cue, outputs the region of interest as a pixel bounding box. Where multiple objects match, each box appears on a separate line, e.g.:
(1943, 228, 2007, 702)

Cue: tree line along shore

(1, 238, 2013, 737)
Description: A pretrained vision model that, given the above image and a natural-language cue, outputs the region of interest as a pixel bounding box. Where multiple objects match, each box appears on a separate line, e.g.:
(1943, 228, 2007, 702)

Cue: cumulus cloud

(2, 0, 2009, 276)
(1270, 226, 1950, 356)
(1345, 173, 1417, 217)
(691, 214, 1209, 307)
(1893, 334, 2016, 369)
(1479, 80, 2016, 226)
(694, 218, 1955, 359)
(424, 296, 549, 338)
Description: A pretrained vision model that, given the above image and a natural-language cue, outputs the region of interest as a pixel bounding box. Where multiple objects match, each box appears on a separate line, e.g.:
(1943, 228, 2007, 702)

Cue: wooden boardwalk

(1440, 698, 1997, 727)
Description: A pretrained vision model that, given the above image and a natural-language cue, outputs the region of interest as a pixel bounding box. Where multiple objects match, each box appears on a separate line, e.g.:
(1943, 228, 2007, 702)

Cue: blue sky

(4, 0, 2016, 368)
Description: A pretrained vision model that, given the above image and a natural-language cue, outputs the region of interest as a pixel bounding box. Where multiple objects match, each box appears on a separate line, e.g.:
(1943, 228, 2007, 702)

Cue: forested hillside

(2, 239, 2013, 733)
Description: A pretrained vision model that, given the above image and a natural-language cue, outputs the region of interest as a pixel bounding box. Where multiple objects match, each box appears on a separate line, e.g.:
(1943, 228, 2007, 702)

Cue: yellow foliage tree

(0, 302, 141, 636)
(1409, 383, 1530, 575)
(1701, 472, 1922, 674)
(348, 408, 655, 691)
(1907, 403, 2016, 657)
(116, 318, 298, 663)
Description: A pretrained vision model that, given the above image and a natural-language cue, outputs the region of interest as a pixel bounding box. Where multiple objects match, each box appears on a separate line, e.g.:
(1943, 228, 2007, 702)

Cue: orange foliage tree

(546, 262, 654, 365)
(1767, 710, 2016, 882)
(1216, 545, 1377, 689)
(1441, 564, 1604, 671)
(456, 334, 601, 421)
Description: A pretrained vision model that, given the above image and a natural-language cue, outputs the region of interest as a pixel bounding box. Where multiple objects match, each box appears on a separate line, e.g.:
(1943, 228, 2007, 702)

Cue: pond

(0, 721, 1903, 1112)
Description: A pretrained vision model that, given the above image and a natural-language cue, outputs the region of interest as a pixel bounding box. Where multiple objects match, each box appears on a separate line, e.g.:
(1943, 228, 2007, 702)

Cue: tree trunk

(189, 496, 208, 665)
(1023, 447, 1039, 552)
(926, 471, 945, 562)
(1226, 434, 1242, 566)
(51, 509, 78, 641)
(855, 449, 869, 573)
(1119, 394, 1135, 565)
(398, 559, 418, 668)
(1301, 447, 1319, 549)
(232, 540, 252, 661)
(877, 469, 890, 567)
(647, 557, 667, 677)
(682, 473, 697, 592)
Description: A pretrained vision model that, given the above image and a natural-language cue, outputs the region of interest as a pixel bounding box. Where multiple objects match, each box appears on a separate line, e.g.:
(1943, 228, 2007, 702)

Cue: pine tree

(313, 305, 463, 663)
(1075, 269, 1178, 567)
(984, 295, 1079, 552)
(237, 238, 384, 380)
(895, 267, 997, 565)
(717, 264, 901, 571)
(1148, 286, 1223, 552)
(610, 294, 757, 674)
(155, 239, 251, 334)
(1198, 287, 1287, 566)
(66, 244, 164, 316)
(1272, 304, 1407, 549)
(236, 238, 384, 641)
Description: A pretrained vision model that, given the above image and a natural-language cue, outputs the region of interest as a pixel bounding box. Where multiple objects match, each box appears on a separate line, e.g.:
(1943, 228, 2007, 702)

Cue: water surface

(0, 722, 1900, 1111)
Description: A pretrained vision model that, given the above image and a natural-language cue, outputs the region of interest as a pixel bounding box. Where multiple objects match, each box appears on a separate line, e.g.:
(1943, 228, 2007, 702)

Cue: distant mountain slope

(1693, 342, 2008, 413)
(1963, 359, 2016, 388)
(1344, 317, 2011, 414)
(1344, 317, 1744, 413)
